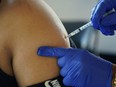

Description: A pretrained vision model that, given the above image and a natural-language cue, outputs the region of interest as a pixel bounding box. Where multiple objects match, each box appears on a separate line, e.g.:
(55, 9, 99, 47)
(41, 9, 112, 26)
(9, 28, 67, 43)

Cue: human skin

(0, 0, 70, 86)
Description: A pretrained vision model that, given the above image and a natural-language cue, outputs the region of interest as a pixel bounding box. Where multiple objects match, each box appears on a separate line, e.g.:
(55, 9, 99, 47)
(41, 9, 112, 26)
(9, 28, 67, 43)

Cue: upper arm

(13, 30, 70, 87)
(11, 1, 70, 86)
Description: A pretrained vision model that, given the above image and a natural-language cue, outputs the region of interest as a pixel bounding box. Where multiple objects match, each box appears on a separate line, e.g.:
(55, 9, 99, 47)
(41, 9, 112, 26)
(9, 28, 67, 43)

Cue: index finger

(38, 46, 70, 58)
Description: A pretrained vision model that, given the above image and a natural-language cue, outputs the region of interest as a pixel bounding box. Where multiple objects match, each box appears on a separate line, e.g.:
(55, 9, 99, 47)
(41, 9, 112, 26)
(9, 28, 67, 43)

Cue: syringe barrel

(66, 21, 92, 38)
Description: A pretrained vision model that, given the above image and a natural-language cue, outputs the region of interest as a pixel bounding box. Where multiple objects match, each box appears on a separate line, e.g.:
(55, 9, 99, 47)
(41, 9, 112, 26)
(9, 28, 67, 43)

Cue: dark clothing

(0, 69, 18, 87)
(27, 75, 71, 87)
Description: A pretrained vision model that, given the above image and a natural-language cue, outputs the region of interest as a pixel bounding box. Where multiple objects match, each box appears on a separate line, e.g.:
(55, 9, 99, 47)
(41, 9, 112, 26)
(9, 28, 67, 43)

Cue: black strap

(27, 75, 71, 87)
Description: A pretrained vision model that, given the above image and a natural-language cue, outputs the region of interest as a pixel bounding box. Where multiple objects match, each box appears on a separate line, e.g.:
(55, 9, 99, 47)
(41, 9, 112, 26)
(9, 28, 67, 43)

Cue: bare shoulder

(2, 0, 70, 86)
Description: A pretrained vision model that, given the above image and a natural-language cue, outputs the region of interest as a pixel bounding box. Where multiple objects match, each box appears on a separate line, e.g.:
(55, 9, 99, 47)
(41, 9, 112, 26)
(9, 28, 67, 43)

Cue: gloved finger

(38, 46, 71, 58)
(59, 52, 82, 76)
(60, 62, 75, 77)
(91, 7, 100, 30)
(99, 25, 114, 35)
(101, 12, 116, 26)
(91, 0, 102, 21)
(63, 76, 72, 86)
(60, 68, 68, 77)
(62, 64, 81, 86)
(57, 50, 77, 67)
(91, 0, 102, 14)
(60, 53, 81, 76)
(91, 1, 110, 29)
(58, 56, 66, 67)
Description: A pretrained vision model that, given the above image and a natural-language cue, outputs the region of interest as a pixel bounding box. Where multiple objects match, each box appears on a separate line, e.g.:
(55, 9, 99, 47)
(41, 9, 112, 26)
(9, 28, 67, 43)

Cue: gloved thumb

(101, 12, 116, 26)
(38, 46, 69, 58)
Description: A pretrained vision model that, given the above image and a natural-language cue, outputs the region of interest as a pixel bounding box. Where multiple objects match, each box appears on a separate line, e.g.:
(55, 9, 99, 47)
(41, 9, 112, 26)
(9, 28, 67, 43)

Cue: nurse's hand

(91, 0, 116, 35)
(38, 46, 112, 87)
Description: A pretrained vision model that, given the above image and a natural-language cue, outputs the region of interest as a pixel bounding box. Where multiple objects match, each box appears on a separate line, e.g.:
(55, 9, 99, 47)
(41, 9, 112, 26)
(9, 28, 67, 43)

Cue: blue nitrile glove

(38, 46, 112, 87)
(91, 0, 116, 35)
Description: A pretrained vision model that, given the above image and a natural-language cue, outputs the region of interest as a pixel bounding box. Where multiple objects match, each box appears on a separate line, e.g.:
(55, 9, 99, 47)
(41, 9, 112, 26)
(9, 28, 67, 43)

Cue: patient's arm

(9, 0, 70, 87)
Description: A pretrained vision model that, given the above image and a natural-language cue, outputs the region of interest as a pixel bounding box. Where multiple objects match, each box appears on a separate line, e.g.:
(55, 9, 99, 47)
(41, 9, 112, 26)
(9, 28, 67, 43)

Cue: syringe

(66, 21, 92, 38)
(66, 9, 115, 38)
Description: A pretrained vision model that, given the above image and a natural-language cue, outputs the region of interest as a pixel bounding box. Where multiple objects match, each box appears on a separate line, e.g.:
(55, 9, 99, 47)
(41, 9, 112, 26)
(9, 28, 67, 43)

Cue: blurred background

(45, 0, 116, 64)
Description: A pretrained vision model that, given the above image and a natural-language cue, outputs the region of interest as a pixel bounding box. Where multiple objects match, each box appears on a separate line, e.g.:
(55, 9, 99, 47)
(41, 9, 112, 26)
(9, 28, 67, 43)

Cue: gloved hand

(38, 46, 112, 87)
(91, 0, 116, 35)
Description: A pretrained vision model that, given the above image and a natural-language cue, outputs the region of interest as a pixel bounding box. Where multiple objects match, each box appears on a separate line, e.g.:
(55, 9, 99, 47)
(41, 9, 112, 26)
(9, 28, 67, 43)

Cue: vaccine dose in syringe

(66, 21, 92, 38)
